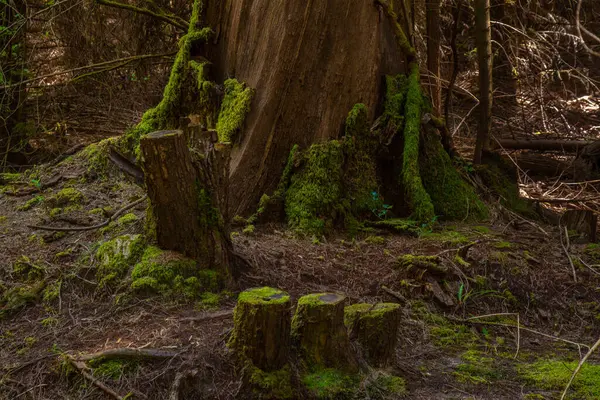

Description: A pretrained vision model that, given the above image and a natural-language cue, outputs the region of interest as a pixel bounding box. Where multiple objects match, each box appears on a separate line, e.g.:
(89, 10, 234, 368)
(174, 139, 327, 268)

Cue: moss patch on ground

(130, 246, 219, 298)
(96, 234, 146, 288)
(518, 359, 600, 399)
(303, 368, 359, 399)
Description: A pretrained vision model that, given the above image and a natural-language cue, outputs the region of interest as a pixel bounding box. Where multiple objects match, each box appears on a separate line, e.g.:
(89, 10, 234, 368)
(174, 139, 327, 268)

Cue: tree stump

(140, 130, 210, 260)
(344, 303, 401, 367)
(228, 287, 291, 371)
(291, 293, 357, 372)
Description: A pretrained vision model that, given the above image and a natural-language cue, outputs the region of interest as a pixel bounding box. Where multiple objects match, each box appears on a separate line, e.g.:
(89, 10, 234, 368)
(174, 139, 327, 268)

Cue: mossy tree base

(344, 303, 401, 367)
(291, 293, 358, 373)
(229, 287, 291, 372)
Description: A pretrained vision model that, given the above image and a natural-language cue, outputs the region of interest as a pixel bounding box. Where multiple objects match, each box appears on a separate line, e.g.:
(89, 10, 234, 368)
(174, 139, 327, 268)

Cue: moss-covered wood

(291, 293, 358, 373)
(344, 303, 401, 367)
(228, 287, 291, 371)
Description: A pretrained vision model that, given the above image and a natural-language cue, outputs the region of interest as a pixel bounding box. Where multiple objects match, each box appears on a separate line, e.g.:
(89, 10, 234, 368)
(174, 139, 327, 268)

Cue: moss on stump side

(130, 246, 219, 298)
(420, 130, 488, 221)
(285, 141, 345, 237)
(96, 234, 146, 288)
(291, 293, 357, 373)
(344, 303, 401, 367)
(229, 287, 291, 372)
(247, 363, 294, 399)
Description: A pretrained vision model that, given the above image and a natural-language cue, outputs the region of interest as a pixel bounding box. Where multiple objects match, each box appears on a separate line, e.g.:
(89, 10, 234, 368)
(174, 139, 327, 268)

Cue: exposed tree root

(27, 195, 147, 232)
(74, 347, 181, 362)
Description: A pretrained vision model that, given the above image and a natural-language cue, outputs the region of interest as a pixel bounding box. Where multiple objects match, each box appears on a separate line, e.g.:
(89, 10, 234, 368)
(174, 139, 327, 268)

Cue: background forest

(1, 0, 600, 399)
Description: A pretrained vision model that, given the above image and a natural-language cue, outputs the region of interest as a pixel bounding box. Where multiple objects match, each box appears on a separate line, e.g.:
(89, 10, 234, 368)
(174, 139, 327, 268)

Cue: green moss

(120, 0, 213, 157)
(95, 234, 146, 288)
(248, 364, 294, 399)
(473, 225, 492, 234)
(17, 195, 44, 211)
(237, 287, 290, 305)
(42, 280, 61, 303)
(47, 188, 84, 208)
(584, 243, 600, 262)
(419, 129, 488, 221)
(13, 256, 45, 281)
(401, 64, 435, 223)
(89, 358, 137, 380)
(454, 350, 500, 385)
(0, 215, 6, 224)
(41, 317, 59, 327)
(397, 254, 442, 272)
(366, 372, 407, 398)
(196, 292, 220, 310)
(518, 359, 600, 399)
(215, 78, 254, 143)
(0, 281, 46, 319)
(130, 246, 219, 297)
(420, 229, 471, 246)
(0, 172, 22, 184)
(364, 236, 385, 245)
(378, 0, 415, 56)
(117, 213, 138, 225)
(365, 218, 420, 235)
(494, 241, 512, 249)
(285, 140, 345, 237)
(303, 368, 358, 399)
(242, 224, 255, 235)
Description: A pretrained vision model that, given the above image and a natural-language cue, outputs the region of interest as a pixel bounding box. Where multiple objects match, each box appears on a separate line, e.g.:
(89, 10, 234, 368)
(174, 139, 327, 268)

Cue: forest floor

(2, 145, 600, 400)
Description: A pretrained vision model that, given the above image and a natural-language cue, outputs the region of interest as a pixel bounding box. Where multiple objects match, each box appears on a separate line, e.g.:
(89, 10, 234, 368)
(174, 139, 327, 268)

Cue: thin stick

(514, 313, 520, 359)
(67, 357, 127, 400)
(560, 337, 600, 400)
(75, 347, 180, 362)
(381, 285, 407, 303)
(560, 225, 577, 282)
(28, 195, 147, 232)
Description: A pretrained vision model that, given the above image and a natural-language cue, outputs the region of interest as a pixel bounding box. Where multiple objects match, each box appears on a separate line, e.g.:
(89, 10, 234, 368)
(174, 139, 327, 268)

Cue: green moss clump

(42, 280, 61, 303)
(17, 195, 44, 211)
(419, 129, 488, 221)
(197, 292, 220, 310)
(378, 0, 415, 56)
(303, 368, 358, 399)
(248, 364, 294, 399)
(366, 372, 407, 398)
(0, 281, 46, 319)
(48, 187, 84, 207)
(494, 241, 512, 249)
(454, 350, 500, 385)
(285, 140, 345, 237)
(117, 213, 138, 225)
(13, 256, 45, 281)
(89, 358, 137, 380)
(237, 287, 290, 305)
(96, 234, 146, 288)
(130, 246, 219, 297)
(584, 243, 600, 262)
(397, 254, 445, 273)
(364, 236, 385, 245)
(519, 359, 600, 399)
(401, 64, 435, 223)
(215, 78, 255, 143)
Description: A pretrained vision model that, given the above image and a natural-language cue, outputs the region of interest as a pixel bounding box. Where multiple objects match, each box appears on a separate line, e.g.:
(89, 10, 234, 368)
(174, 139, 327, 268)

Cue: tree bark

(140, 130, 233, 276)
(228, 287, 291, 371)
(344, 303, 401, 367)
(206, 0, 407, 216)
(291, 293, 357, 373)
(474, 0, 493, 164)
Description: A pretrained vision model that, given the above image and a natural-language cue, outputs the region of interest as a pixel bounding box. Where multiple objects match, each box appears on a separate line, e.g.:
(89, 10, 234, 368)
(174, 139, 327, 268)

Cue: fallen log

(496, 139, 594, 152)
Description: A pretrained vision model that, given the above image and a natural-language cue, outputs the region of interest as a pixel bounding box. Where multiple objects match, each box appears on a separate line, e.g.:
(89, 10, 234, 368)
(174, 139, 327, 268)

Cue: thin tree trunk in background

(474, 0, 493, 164)
(426, 0, 442, 116)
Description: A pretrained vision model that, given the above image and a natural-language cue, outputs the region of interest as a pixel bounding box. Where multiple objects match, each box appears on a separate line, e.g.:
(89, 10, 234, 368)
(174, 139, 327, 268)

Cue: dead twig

(27, 195, 147, 232)
(176, 309, 234, 322)
(66, 356, 128, 400)
(560, 225, 577, 282)
(560, 336, 600, 400)
(380, 285, 407, 303)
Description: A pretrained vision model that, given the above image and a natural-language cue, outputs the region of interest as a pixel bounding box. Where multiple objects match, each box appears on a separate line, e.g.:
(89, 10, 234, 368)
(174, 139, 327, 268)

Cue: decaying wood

(74, 347, 180, 362)
(560, 209, 597, 242)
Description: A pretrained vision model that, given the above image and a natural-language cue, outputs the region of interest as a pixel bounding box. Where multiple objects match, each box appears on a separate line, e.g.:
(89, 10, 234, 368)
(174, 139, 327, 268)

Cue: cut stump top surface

(238, 287, 290, 305)
(298, 293, 346, 306)
(143, 130, 184, 140)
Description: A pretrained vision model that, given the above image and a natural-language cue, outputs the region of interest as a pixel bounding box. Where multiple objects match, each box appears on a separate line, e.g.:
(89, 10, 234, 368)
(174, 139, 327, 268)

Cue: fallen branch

(495, 139, 594, 152)
(27, 195, 147, 232)
(561, 336, 600, 400)
(74, 347, 180, 362)
(381, 285, 407, 303)
(531, 196, 596, 203)
(560, 225, 577, 282)
(177, 309, 234, 322)
(96, 0, 188, 30)
(66, 356, 128, 400)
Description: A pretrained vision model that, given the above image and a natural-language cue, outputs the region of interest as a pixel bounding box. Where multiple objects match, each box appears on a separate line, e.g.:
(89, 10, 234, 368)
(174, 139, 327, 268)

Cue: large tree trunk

(206, 0, 407, 216)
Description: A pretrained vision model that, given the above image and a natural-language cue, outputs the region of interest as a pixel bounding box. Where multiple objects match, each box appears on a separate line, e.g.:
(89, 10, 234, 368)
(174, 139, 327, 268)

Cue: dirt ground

(1, 150, 600, 400)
